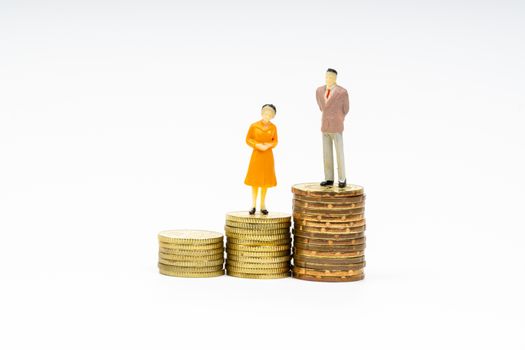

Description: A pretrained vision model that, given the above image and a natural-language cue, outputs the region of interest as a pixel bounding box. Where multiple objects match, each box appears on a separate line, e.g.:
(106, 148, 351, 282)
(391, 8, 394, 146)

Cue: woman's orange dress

(244, 120, 278, 188)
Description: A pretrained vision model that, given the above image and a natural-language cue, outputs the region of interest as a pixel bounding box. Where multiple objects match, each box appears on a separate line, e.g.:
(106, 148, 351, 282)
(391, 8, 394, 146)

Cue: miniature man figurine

(316, 68, 349, 188)
(244, 104, 278, 215)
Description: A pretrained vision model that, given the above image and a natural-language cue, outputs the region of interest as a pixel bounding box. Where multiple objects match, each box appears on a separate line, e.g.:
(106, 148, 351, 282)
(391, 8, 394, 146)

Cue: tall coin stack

(291, 183, 366, 282)
(225, 211, 292, 279)
(158, 230, 225, 278)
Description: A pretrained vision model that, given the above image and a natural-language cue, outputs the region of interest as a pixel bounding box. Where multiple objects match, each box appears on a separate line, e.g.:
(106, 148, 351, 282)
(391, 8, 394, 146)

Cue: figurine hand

(256, 143, 270, 151)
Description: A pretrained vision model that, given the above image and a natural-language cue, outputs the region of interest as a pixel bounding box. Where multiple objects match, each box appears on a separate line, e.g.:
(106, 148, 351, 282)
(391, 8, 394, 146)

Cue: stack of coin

(225, 211, 292, 279)
(291, 183, 366, 282)
(158, 230, 224, 278)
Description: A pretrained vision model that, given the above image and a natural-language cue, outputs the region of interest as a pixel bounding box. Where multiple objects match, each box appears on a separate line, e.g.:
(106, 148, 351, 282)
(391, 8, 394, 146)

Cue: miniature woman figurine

(244, 104, 278, 215)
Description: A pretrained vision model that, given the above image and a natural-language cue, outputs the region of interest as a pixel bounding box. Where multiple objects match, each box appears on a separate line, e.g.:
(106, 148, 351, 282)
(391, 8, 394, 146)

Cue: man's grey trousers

(322, 132, 346, 182)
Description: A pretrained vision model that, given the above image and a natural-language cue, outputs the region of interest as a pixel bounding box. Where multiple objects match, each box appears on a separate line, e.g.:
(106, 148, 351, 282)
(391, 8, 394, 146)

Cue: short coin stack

(291, 183, 366, 282)
(158, 230, 224, 278)
(225, 211, 292, 279)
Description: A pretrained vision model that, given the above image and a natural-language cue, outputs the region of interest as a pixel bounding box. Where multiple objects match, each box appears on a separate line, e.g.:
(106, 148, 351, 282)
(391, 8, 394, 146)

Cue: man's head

(325, 68, 338, 87)
(261, 104, 276, 121)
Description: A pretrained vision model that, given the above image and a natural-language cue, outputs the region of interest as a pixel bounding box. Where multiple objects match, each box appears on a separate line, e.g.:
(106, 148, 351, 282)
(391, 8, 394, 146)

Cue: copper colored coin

(291, 183, 364, 197)
(293, 255, 365, 265)
(293, 219, 366, 229)
(294, 242, 366, 252)
(293, 272, 365, 282)
(294, 236, 366, 246)
(294, 248, 364, 258)
(293, 230, 365, 240)
(293, 194, 365, 203)
(293, 266, 364, 277)
(293, 213, 365, 223)
(293, 199, 365, 210)
(293, 207, 365, 216)
(293, 224, 365, 234)
(293, 260, 366, 270)
(293, 229, 365, 238)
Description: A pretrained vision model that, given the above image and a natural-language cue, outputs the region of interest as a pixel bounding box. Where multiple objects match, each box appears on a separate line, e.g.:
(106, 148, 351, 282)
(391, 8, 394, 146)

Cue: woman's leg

(251, 186, 259, 208)
(260, 187, 268, 210)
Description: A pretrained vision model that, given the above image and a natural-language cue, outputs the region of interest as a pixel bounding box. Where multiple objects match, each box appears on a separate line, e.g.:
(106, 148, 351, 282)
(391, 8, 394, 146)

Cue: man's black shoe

(249, 207, 256, 215)
(338, 180, 347, 188)
(320, 180, 334, 187)
(261, 209, 269, 215)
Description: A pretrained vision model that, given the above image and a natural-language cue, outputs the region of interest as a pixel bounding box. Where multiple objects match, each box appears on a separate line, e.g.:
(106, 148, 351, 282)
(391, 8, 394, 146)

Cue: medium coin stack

(225, 211, 292, 279)
(291, 183, 366, 282)
(158, 230, 225, 278)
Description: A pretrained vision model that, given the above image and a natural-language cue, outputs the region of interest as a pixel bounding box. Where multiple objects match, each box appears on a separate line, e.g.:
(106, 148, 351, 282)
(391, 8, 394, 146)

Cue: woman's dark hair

(262, 104, 277, 113)
(327, 68, 338, 75)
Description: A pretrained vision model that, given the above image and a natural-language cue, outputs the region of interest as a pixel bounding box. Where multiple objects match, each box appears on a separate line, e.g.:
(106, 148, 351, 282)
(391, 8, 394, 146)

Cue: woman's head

(261, 104, 276, 122)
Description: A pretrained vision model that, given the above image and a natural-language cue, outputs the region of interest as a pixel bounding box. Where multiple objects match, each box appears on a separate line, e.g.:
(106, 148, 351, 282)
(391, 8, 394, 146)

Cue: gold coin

(225, 232, 290, 241)
(226, 260, 290, 269)
(293, 259, 365, 270)
(227, 271, 290, 279)
(293, 213, 365, 222)
(294, 242, 366, 252)
(293, 199, 365, 210)
(227, 237, 291, 246)
(226, 265, 290, 275)
(292, 272, 364, 282)
(293, 266, 364, 277)
(226, 211, 291, 223)
(157, 229, 223, 244)
(227, 249, 291, 258)
(159, 252, 224, 261)
(294, 194, 365, 203)
(293, 248, 364, 258)
(158, 263, 223, 273)
(291, 183, 364, 197)
(225, 226, 290, 235)
(158, 258, 224, 267)
(226, 243, 291, 252)
(293, 231, 365, 240)
(158, 241, 223, 250)
(227, 254, 291, 264)
(159, 269, 224, 278)
(225, 221, 291, 230)
(294, 236, 366, 246)
(158, 247, 224, 256)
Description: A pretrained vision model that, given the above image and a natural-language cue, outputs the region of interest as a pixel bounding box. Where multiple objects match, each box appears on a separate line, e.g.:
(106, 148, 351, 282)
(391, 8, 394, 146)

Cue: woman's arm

(246, 125, 258, 149)
(266, 127, 278, 149)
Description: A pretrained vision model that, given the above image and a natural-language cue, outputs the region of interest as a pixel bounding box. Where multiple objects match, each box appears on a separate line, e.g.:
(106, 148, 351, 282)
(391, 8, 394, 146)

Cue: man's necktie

(326, 89, 331, 99)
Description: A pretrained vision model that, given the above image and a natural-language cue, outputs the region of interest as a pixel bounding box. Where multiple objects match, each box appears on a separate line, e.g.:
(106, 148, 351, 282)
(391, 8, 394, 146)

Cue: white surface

(0, 0, 524, 349)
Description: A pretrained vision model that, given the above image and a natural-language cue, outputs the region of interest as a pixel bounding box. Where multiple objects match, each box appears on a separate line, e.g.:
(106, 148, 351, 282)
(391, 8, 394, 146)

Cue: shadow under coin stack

(158, 230, 225, 278)
(291, 183, 366, 282)
(225, 211, 292, 279)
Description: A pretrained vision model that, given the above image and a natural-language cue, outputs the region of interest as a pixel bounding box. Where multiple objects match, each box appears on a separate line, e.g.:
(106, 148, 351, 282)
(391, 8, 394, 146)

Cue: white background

(1, 0, 524, 348)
